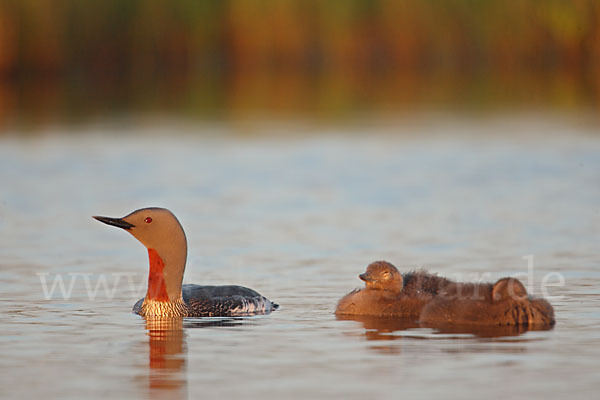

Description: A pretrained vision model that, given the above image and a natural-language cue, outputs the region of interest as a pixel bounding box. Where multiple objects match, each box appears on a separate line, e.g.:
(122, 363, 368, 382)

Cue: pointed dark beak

(359, 273, 374, 282)
(93, 216, 135, 230)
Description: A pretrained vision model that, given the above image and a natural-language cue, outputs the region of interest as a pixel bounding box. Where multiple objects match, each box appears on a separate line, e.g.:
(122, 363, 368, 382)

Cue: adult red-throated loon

(93, 207, 278, 317)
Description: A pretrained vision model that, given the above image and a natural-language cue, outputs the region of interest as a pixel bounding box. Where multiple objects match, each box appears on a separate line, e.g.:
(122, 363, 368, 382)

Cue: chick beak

(93, 215, 135, 230)
(359, 273, 374, 282)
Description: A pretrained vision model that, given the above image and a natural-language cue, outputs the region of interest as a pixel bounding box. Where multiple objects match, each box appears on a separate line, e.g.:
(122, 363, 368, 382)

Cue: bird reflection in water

(336, 314, 552, 355)
(145, 317, 186, 398)
(420, 322, 533, 338)
(336, 315, 420, 354)
(144, 317, 248, 399)
(337, 314, 420, 341)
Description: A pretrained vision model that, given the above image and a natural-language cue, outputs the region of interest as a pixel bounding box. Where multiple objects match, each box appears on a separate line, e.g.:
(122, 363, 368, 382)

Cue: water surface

(1, 117, 599, 399)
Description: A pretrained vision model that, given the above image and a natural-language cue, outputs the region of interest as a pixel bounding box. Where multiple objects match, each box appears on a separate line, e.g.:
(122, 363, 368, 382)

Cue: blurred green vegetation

(0, 0, 599, 128)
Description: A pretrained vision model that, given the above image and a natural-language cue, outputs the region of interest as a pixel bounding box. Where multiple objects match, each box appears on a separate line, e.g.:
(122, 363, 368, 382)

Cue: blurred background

(1, 0, 599, 129)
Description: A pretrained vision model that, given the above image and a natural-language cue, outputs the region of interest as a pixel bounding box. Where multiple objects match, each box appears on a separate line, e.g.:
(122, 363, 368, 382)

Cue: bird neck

(145, 246, 186, 303)
(388, 279, 403, 293)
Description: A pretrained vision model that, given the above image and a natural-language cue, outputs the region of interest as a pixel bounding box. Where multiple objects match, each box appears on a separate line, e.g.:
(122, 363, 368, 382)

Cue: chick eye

(144, 217, 152, 224)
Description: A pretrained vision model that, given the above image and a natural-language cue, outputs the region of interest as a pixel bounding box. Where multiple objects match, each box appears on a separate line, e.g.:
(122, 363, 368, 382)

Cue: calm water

(1, 117, 599, 399)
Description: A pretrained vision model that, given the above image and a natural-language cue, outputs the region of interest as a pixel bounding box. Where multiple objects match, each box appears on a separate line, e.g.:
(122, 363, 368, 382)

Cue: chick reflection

(421, 322, 532, 338)
(337, 314, 419, 341)
(337, 315, 419, 355)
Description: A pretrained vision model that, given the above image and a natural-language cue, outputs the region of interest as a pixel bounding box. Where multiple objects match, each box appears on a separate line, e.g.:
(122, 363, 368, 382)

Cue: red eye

(144, 217, 152, 223)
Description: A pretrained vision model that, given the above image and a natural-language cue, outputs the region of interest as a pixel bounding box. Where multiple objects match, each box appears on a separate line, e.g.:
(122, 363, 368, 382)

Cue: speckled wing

(182, 284, 278, 317)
